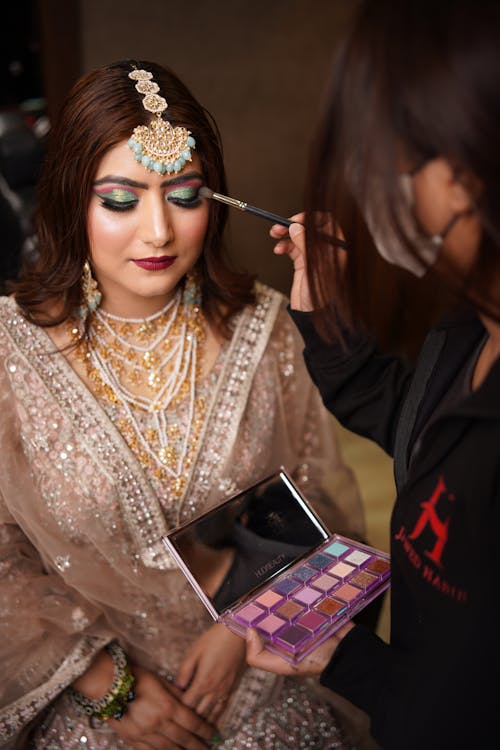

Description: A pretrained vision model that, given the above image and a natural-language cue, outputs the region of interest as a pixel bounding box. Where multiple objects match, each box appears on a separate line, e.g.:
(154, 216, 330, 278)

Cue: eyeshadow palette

(162, 469, 390, 663)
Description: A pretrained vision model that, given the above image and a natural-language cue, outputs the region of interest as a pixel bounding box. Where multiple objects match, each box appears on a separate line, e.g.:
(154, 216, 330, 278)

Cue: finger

(158, 719, 214, 750)
(289, 222, 306, 250)
(138, 734, 176, 750)
(245, 629, 297, 676)
(269, 223, 290, 239)
(193, 693, 215, 717)
(175, 654, 197, 692)
(180, 687, 202, 710)
(207, 698, 229, 724)
(168, 701, 215, 743)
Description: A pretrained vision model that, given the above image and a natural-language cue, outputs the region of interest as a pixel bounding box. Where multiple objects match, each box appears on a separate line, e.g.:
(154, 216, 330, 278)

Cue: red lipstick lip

(132, 256, 176, 271)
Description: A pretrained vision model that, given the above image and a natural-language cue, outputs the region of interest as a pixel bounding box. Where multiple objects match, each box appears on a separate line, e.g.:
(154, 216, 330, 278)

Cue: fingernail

(289, 223, 303, 238)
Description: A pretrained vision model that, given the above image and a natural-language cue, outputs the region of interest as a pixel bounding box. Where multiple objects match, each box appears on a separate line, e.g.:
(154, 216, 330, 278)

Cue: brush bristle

(198, 186, 213, 199)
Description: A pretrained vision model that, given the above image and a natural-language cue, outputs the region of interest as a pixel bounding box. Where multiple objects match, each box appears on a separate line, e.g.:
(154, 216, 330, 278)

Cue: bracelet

(69, 642, 135, 721)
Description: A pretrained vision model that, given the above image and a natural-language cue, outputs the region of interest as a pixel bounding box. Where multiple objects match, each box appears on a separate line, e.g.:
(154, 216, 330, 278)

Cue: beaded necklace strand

(70, 288, 206, 497)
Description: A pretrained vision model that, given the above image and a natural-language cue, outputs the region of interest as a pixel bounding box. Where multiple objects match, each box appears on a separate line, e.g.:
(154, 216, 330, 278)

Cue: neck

(98, 289, 179, 320)
(479, 313, 500, 358)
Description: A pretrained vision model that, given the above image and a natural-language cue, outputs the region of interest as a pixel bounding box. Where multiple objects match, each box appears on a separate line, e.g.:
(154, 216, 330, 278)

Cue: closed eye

(94, 187, 138, 212)
(166, 185, 201, 208)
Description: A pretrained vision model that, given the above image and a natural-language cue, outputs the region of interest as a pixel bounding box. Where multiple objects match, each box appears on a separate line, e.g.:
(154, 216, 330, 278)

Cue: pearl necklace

(71, 288, 206, 495)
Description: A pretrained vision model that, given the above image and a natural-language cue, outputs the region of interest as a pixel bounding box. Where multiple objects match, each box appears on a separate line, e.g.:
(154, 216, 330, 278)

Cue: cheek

(88, 207, 133, 256)
(413, 173, 450, 235)
(175, 207, 210, 249)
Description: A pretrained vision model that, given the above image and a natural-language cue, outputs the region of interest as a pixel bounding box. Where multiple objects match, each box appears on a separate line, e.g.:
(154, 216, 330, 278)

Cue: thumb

(289, 222, 305, 241)
(245, 629, 265, 663)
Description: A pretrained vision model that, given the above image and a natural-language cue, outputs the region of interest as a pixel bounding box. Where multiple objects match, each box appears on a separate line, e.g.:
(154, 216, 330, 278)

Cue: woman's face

(87, 140, 209, 317)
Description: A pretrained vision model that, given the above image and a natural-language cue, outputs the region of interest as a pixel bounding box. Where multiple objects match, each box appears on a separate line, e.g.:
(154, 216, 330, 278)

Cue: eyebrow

(93, 170, 204, 189)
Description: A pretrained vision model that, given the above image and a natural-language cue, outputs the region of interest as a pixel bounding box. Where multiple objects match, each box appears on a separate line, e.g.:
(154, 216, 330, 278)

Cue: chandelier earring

(78, 260, 102, 319)
(182, 271, 202, 307)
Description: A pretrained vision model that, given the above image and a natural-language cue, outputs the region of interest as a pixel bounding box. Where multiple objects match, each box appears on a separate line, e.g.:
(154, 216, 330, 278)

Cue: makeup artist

(246, 1, 500, 748)
(0, 60, 366, 749)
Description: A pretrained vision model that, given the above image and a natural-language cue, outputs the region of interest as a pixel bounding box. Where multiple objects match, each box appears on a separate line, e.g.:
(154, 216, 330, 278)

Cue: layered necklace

(70, 286, 206, 499)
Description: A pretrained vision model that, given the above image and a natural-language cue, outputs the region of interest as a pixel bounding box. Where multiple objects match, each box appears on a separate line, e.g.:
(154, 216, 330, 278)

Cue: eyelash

(99, 198, 138, 212)
(166, 194, 202, 209)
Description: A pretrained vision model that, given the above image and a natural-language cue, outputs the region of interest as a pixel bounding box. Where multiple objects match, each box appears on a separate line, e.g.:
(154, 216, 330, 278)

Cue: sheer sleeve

(0, 372, 113, 744)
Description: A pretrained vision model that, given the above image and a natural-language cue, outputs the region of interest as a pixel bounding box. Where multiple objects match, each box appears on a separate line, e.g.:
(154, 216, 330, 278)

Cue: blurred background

(2, 0, 418, 645)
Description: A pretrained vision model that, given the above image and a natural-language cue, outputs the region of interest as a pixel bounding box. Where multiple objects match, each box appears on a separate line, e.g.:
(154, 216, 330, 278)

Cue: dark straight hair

(305, 0, 500, 341)
(14, 60, 255, 336)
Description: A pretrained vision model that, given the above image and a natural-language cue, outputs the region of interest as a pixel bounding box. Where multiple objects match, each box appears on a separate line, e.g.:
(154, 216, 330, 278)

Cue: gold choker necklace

(70, 289, 206, 495)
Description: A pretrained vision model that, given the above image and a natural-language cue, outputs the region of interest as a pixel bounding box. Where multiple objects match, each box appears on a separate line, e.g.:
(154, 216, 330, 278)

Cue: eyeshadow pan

(272, 578, 300, 596)
(335, 583, 360, 602)
(366, 558, 391, 575)
(345, 550, 371, 566)
(324, 541, 349, 557)
(350, 571, 378, 590)
(311, 573, 338, 593)
(296, 610, 328, 632)
(257, 613, 287, 635)
(276, 600, 304, 620)
(255, 590, 283, 609)
(293, 586, 322, 605)
(235, 603, 265, 626)
(276, 624, 310, 648)
(316, 597, 346, 617)
(307, 553, 333, 570)
(329, 561, 356, 578)
(292, 565, 316, 582)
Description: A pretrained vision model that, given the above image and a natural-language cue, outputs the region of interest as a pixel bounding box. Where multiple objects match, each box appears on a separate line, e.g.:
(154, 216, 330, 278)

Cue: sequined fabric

(0, 286, 364, 748)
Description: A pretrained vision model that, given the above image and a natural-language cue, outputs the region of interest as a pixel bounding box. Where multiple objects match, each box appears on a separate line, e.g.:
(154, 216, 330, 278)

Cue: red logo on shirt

(407, 475, 454, 567)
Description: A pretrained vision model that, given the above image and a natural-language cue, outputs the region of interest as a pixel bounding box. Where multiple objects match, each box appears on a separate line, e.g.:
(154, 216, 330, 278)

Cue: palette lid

(161, 469, 330, 619)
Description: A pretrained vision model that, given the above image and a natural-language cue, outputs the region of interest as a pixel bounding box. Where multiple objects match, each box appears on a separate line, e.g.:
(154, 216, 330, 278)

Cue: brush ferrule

(211, 192, 247, 211)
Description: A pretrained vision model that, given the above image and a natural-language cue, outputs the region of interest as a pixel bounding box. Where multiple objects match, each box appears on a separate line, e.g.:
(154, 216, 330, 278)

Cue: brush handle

(245, 204, 348, 248)
(244, 203, 294, 228)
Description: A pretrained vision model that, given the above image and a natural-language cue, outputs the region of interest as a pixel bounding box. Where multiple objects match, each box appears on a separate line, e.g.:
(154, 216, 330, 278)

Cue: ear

(445, 159, 482, 213)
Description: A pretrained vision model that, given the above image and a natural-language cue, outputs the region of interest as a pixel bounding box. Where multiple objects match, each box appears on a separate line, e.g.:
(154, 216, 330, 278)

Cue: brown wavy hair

(14, 59, 255, 336)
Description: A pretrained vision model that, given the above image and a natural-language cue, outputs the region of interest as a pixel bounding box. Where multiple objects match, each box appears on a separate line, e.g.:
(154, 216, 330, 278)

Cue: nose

(140, 194, 173, 248)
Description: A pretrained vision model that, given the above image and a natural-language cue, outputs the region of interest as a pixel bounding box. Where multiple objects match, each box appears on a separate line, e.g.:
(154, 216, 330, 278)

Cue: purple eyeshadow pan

(235, 603, 265, 626)
(276, 624, 310, 648)
(296, 611, 328, 632)
(293, 586, 322, 605)
(272, 578, 300, 596)
(257, 613, 287, 635)
(307, 553, 333, 570)
(292, 566, 316, 582)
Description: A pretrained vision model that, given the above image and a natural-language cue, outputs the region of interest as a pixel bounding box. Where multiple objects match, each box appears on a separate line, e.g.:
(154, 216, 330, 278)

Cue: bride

(0, 60, 365, 749)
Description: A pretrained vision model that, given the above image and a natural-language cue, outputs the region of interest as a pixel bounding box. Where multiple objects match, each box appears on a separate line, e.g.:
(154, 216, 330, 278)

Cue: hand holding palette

(161, 470, 390, 663)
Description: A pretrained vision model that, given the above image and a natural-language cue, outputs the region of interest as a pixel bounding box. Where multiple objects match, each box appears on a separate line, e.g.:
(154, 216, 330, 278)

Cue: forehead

(94, 140, 204, 183)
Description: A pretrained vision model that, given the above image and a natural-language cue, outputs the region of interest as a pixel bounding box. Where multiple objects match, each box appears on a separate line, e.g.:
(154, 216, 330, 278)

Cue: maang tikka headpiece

(127, 68, 196, 175)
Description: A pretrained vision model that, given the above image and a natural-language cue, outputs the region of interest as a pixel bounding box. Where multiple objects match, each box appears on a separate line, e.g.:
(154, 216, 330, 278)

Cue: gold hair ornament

(127, 68, 196, 175)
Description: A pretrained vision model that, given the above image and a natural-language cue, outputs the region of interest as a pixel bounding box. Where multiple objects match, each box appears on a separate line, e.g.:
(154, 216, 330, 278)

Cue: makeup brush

(198, 186, 349, 249)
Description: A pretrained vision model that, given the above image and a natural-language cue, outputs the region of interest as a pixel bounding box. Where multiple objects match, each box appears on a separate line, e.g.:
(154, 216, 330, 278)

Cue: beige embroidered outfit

(0, 285, 364, 749)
